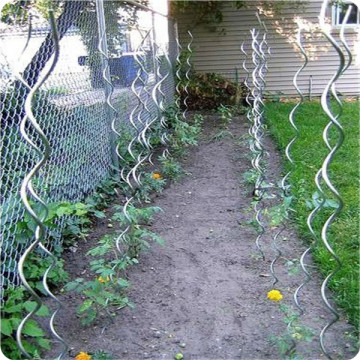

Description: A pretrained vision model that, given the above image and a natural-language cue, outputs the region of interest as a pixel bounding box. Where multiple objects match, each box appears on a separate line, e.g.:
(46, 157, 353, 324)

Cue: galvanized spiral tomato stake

(250, 25, 266, 261)
(132, 29, 153, 188)
(17, 9, 68, 359)
(317, 0, 351, 357)
(159, 47, 173, 159)
(289, 26, 309, 318)
(183, 30, 193, 120)
(279, 26, 310, 355)
(127, 30, 157, 189)
(138, 28, 158, 166)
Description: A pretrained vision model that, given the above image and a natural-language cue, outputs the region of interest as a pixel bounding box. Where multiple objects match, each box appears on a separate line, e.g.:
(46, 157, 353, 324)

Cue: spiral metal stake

(183, 30, 193, 120)
(14, 15, 32, 89)
(305, 7, 351, 274)
(317, 1, 349, 357)
(256, 10, 271, 80)
(240, 41, 255, 146)
(324, 5, 353, 151)
(174, 35, 184, 128)
(95, 0, 133, 288)
(256, 11, 285, 288)
(132, 44, 153, 188)
(268, 26, 309, 356)
(257, 17, 284, 285)
(95, 0, 122, 174)
(250, 27, 266, 260)
(140, 43, 168, 166)
(127, 31, 153, 188)
(17, 10, 68, 359)
(272, 26, 308, 290)
(287, 27, 310, 318)
(151, 45, 171, 155)
(158, 47, 173, 159)
(304, 8, 353, 329)
(137, 29, 158, 164)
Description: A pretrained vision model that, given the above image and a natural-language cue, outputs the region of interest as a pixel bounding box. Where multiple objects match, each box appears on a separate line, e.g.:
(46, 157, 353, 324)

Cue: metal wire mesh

(0, 0, 175, 294)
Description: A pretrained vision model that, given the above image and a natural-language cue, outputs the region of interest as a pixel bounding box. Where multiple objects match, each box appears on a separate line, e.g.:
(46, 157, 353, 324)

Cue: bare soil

(51, 115, 357, 360)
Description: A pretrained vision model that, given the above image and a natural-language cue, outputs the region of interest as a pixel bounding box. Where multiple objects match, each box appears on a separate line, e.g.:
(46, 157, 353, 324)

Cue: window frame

(331, 1, 360, 28)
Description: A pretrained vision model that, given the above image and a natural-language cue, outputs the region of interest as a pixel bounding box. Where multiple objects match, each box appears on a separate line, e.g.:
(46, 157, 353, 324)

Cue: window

(332, 2, 360, 26)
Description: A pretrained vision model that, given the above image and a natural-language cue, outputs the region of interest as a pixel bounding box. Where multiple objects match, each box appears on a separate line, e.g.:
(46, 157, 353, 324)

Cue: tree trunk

(23, 1, 89, 87)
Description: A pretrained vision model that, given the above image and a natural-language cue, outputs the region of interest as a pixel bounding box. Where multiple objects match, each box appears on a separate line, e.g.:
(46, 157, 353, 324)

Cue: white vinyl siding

(177, 0, 360, 97)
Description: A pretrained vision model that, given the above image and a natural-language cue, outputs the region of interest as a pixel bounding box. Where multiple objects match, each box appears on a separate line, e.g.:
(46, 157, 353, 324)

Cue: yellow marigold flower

(97, 276, 110, 283)
(75, 352, 91, 360)
(267, 289, 283, 302)
(152, 173, 162, 180)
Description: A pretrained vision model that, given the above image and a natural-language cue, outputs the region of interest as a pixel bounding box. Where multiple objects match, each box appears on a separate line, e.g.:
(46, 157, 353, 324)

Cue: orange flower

(75, 352, 91, 360)
(152, 173, 162, 180)
(97, 276, 110, 283)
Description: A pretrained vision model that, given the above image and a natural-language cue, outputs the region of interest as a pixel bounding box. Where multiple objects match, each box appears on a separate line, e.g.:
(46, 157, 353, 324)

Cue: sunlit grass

(265, 100, 359, 331)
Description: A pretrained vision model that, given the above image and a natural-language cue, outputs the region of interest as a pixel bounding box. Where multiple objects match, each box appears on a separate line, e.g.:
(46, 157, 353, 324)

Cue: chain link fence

(0, 0, 176, 292)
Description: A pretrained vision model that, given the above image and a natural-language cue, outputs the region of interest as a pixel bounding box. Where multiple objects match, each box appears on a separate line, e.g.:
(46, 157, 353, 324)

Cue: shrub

(178, 72, 246, 110)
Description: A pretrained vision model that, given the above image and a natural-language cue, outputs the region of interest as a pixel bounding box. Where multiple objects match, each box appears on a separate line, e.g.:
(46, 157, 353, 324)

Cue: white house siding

(177, 0, 360, 97)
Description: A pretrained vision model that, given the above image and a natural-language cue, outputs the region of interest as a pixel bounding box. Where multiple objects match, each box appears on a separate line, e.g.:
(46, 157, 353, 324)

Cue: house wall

(177, 0, 360, 97)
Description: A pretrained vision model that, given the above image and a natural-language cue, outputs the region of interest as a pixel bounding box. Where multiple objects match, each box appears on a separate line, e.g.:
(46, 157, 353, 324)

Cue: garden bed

(45, 112, 357, 360)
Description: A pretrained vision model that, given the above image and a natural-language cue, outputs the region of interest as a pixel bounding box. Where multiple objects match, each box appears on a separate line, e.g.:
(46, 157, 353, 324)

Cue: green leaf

(37, 337, 51, 350)
(93, 210, 106, 218)
(94, 296, 107, 307)
(24, 301, 50, 317)
(2, 303, 23, 313)
(10, 317, 21, 328)
(55, 205, 73, 217)
(78, 299, 93, 313)
(305, 199, 313, 209)
(325, 199, 339, 208)
(23, 339, 40, 356)
(86, 244, 111, 257)
(74, 203, 89, 216)
(1, 318, 13, 336)
(81, 308, 97, 326)
(23, 320, 45, 337)
(117, 278, 130, 288)
(64, 278, 83, 291)
(95, 268, 114, 277)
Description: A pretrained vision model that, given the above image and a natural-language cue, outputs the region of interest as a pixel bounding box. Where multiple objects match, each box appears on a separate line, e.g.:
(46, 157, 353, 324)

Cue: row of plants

(264, 100, 359, 332)
(197, 100, 316, 359)
(239, 100, 359, 358)
(1, 102, 204, 359)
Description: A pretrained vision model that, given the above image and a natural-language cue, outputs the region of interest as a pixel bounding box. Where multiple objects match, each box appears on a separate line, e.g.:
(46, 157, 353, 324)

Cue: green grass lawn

(265, 100, 359, 331)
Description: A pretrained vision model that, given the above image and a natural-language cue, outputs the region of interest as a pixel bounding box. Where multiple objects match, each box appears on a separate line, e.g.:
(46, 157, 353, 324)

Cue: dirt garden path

(57, 115, 357, 360)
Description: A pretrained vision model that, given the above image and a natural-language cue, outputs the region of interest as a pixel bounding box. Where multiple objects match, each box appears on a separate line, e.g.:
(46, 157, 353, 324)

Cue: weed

(284, 258, 300, 276)
(211, 129, 234, 142)
(269, 303, 316, 359)
(242, 169, 259, 186)
(92, 350, 114, 360)
(216, 104, 233, 127)
(264, 195, 293, 227)
(159, 156, 186, 181)
(134, 172, 166, 203)
(304, 191, 339, 210)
